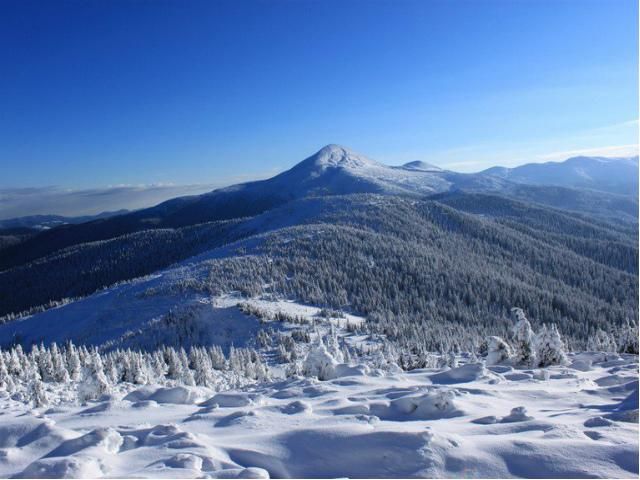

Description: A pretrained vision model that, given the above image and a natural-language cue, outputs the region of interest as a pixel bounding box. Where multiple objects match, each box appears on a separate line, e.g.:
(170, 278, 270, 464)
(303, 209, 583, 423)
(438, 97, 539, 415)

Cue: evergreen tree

(486, 336, 513, 365)
(208, 345, 226, 370)
(29, 378, 48, 408)
(535, 324, 568, 367)
(511, 308, 537, 367)
(587, 329, 617, 353)
(78, 350, 109, 402)
(0, 354, 15, 392)
(616, 318, 639, 354)
(50, 343, 70, 383)
(191, 347, 215, 387)
(66, 342, 82, 381)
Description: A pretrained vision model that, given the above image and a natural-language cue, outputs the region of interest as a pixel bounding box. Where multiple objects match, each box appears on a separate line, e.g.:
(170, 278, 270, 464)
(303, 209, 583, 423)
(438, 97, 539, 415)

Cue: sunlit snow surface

(0, 353, 637, 478)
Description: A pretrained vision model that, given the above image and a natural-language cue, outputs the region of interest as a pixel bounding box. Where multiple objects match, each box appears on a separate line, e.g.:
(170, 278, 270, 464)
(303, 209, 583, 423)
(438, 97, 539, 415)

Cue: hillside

(1, 193, 636, 352)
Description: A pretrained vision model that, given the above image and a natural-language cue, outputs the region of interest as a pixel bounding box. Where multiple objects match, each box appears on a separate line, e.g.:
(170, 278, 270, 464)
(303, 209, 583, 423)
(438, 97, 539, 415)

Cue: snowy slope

(216, 144, 453, 198)
(0, 189, 636, 351)
(0, 353, 636, 478)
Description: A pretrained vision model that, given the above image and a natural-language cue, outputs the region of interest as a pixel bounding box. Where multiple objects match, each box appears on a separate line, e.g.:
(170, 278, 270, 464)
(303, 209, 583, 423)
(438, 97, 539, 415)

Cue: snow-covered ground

(0, 353, 636, 478)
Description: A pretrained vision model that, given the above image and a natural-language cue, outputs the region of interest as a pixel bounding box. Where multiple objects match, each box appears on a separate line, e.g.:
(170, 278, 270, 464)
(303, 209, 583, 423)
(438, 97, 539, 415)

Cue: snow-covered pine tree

(78, 350, 110, 402)
(78, 345, 90, 363)
(177, 348, 195, 386)
(302, 338, 337, 381)
(102, 352, 121, 384)
(130, 351, 151, 385)
(586, 328, 618, 353)
(616, 318, 639, 354)
(50, 343, 70, 383)
(8, 346, 24, 379)
(208, 345, 226, 370)
(511, 308, 537, 367)
(325, 325, 344, 363)
(256, 329, 272, 348)
(341, 343, 352, 364)
(277, 344, 291, 363)
(535, 324, 568, 367)
(120, 350, 135, 384)
(37, 344, 55, 382)
(0, 354, 15, 392)
(446, 352, 458, 368)
(66, 342, 82, 381)
(486, 336, 513, 365)
(228, 346, 245, 375)
(151, 350, 167, 380)
(164, 347, 184, 381)
(29, 377, 48, 408)
(191, 347, 215, 387)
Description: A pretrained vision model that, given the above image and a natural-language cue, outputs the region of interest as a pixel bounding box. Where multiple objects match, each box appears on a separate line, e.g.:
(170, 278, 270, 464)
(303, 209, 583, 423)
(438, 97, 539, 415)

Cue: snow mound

(201, 392, 263, 408)
(334, 363, 371, 378)
(500, 406, 533, 423)
(584, 416, 613, 427)
(278, 400, 311, 415)
(210, 467, 270, 478)
(270, 429, 435, 478)
(429, 363, 489, 384)
(372, 388, 465, 420)
(124, 386, 205, 405)
(16, 457, 105, 479)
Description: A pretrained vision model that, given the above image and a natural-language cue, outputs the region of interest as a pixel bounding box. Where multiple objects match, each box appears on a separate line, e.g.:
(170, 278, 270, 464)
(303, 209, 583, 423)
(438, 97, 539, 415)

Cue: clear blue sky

(1, 0, 638, 191)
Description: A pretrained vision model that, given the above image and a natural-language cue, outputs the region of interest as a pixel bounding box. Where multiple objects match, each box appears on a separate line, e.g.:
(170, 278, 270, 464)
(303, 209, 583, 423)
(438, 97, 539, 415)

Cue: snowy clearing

(0, 353, 636, 478)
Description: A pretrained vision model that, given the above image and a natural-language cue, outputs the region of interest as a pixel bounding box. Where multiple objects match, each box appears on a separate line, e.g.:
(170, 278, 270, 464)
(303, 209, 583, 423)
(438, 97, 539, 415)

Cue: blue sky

(0, 0, 637, 198)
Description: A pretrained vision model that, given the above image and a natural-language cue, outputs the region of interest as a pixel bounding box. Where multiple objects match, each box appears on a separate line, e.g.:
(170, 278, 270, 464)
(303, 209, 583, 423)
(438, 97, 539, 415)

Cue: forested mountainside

(491, 183, 639, 224)
(1, 193, 636, 351)
(1, 146, 636, 271)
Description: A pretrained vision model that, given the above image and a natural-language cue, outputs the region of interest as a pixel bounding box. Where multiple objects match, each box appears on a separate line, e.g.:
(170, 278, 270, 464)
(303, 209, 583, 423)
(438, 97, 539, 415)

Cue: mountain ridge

(0, 145, 636, 272)
(481, 155, 639, 195)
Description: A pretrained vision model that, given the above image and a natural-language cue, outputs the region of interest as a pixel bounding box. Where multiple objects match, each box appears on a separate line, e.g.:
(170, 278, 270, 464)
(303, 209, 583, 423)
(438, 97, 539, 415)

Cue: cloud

(0, 166, 282, 221)
(0, 184, 219, 220)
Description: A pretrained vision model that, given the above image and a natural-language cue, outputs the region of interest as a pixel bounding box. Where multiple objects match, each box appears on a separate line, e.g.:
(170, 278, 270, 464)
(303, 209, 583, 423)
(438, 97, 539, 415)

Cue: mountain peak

(400, 160, 443, 172)
(307, 144, 382, 170)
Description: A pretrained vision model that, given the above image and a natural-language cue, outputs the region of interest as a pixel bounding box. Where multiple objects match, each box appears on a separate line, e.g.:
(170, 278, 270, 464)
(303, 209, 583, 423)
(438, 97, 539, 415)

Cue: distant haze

(0, 184, 217, 220)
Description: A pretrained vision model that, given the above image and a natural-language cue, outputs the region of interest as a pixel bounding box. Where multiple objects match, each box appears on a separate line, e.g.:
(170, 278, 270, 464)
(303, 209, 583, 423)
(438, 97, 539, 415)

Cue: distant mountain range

(481, 155, 639, 195)
(0, 145, 637, 273)
(0, 210, 130, 231)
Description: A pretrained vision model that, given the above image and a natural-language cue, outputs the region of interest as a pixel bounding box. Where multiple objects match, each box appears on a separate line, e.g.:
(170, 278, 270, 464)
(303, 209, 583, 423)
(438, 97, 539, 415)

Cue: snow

(428, 362, 490, 384)
(0, 353, 636, 478)
(396, 160, 443, 172)
(0, 243, 366, 350)
(264, 144, 454, 197)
